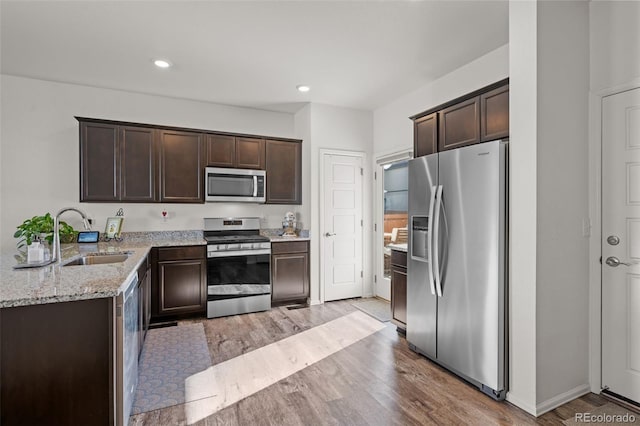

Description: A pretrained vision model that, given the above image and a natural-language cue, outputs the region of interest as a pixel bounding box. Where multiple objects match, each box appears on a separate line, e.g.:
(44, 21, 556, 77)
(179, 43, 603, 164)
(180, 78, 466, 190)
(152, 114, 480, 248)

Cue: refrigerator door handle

(427, 185, 437, 295)
(433, 185, 444, 297)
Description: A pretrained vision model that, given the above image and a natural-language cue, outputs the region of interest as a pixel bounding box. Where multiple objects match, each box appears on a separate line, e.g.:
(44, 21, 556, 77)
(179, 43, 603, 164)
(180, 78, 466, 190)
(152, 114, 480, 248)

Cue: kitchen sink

(63, 252, 131, 266)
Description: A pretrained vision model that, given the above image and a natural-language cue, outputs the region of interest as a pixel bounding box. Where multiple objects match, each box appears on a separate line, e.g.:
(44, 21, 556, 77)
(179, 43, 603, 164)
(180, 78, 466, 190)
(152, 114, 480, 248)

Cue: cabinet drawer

(271, 241, 309, 254)
(390, 249, 407, 268)
(157, 246, 205, 261)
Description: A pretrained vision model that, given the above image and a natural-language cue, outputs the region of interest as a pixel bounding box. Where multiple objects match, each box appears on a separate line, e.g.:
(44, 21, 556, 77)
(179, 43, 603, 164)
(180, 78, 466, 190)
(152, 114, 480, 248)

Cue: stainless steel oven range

(204, 217, 271, 318)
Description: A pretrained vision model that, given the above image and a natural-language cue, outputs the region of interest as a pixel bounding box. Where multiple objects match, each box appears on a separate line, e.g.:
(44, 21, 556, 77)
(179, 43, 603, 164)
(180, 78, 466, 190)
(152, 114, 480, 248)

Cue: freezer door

(407, 154, 438, 358)
(435, 140, 506, 393)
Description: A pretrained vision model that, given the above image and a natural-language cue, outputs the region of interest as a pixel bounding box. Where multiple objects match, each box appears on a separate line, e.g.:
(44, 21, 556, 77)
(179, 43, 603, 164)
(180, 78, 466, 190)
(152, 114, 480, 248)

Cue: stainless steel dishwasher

(116, 273, 139, 426)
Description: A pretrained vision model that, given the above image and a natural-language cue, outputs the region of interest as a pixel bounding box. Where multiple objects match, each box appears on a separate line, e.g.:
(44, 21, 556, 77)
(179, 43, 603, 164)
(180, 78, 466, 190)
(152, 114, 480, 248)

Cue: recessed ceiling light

(154, 59, 171, 69)
(296, 85, 310, 93)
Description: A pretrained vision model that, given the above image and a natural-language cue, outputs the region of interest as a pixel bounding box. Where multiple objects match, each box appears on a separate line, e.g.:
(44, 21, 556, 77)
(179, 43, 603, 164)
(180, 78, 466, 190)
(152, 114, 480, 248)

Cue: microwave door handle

(253, 176, 258, 197)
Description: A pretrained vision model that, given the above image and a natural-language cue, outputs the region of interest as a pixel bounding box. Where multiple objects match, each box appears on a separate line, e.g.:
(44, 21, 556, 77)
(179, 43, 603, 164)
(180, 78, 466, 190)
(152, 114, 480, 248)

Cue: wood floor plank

(133, 301, 626, 426)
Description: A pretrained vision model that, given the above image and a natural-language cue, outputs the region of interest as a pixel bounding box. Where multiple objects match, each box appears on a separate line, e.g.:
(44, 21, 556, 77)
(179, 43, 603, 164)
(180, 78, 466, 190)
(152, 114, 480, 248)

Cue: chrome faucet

(52, 207, 91, 264)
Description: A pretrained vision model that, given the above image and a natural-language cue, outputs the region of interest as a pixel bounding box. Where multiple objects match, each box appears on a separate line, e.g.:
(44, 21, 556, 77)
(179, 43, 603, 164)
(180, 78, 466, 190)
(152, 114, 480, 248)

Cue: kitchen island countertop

(0, 236, 206, 309)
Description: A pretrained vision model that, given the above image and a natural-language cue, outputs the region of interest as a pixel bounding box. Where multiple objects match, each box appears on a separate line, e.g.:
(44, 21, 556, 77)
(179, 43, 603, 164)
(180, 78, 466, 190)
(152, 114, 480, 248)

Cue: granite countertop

(0, 234, 207, 309)
(261, 229, 311, 242)
(0, 229, 312, 309)
(388, 243, 408, 252)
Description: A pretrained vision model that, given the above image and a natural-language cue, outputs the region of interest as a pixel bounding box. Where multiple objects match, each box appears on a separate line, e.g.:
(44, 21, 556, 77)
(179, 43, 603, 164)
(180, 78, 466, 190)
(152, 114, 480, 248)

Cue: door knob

(607, 235, 620, 246)
(605, 256, 634, 267)
(325, 232, 336, 237)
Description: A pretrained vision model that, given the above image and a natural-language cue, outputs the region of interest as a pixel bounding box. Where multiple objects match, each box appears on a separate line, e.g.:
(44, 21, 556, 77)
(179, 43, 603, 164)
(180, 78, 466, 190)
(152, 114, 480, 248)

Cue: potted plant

(14, 213, 78, 250)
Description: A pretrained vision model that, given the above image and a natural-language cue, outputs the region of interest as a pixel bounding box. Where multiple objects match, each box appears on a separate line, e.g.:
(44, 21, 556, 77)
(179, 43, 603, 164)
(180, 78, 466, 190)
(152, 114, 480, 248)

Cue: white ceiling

(0, 1, 508, 113)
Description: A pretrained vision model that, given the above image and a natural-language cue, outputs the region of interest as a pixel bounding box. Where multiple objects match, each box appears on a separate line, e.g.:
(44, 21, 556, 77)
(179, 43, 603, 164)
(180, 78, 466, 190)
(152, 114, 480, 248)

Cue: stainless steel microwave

(205, 167, 266, 203)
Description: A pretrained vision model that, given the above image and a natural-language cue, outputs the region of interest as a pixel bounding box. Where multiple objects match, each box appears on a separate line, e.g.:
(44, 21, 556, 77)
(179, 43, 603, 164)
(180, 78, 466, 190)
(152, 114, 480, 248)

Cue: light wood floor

(130, 300, 614, 425)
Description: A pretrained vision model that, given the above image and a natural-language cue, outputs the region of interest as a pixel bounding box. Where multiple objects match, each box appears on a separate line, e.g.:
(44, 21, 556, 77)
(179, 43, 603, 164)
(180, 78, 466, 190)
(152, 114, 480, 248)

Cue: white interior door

(322, 152, 363, 302)
(602, 87, 640, 405)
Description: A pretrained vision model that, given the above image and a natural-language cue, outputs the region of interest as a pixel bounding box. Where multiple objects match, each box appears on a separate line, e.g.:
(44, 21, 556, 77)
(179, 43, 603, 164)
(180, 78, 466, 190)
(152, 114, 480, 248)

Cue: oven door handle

(207, 248, 271, 258)
(253, 176, 258, 197)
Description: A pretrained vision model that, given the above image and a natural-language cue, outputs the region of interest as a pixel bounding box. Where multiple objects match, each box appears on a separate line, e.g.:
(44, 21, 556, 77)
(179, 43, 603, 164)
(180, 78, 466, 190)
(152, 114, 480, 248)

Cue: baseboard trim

(536, 384, 591, 416)
(506, 392, 537, 416)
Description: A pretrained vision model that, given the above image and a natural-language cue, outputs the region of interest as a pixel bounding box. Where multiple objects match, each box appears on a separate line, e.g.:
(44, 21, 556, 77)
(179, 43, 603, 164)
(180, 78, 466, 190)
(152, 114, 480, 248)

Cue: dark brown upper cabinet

(120, 126, 157, 202)
(80, 121, 157, 202)
(410, 80, 509, 158)
(480, 84, 509, 142)
(206, 135, 265, 170)
(236, 137, 265, 169)
(439, 96, 480, 151)
(265, 139, 302, 205)
(206, 134, 236, 168)
(78, 118, 301, 204)
(158, 130, 204, 203)
(414, 112, 438, 157)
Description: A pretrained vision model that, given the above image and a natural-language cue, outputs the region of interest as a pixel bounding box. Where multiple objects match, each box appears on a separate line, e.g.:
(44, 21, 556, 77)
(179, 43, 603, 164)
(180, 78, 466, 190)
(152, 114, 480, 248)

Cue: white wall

(507, 0, 538, 415)
(0, 75, 297, 251)
(373, 44, 509, 156)
(535, 0, 590, 410)
(590, 1, 640, 93)
(301, 103, 373, 304)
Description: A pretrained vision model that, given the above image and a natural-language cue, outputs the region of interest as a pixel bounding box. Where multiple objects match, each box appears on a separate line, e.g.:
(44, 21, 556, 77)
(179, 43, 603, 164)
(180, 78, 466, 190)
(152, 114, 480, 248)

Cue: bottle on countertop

(27, 241, 44, 263)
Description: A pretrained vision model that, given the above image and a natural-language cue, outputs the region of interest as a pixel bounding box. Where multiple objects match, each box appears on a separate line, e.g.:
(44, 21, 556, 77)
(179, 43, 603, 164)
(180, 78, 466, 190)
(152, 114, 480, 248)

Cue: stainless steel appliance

(115, 272, 139, 426)
(205, 167, 266, 203)
(204, 217, 271, 318)
(407, 139, 507, 400)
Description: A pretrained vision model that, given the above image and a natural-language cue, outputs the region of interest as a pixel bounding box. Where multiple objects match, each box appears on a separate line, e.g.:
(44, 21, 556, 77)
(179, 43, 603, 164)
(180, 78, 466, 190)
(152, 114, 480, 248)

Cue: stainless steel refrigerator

(407, 139, 507, 400)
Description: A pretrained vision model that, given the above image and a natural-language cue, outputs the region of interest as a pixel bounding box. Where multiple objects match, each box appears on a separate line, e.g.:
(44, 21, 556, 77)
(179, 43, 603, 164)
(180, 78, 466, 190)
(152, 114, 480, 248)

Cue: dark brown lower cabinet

(152, 246, 206, 320)
(390, 249, 407, 332)
(1, 298, 114, 426)
(271, 241, 310, 305)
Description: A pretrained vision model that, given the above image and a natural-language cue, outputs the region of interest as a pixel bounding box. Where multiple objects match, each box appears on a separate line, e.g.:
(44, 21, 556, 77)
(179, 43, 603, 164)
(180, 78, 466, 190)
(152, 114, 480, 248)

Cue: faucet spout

(52, 207, 91, 264)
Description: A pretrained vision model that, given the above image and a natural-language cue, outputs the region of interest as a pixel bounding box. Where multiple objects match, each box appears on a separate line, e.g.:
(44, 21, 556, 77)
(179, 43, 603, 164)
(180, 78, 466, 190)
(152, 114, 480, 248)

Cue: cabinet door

(236, 137, 265, 169)
(120, 126, 157, 202)
(159, 130, 204, 203)
(157, 259, 206, 317)
(80, 122, 119, 201)
(206, 134, 236, 167)
(391, 266, 407, 328)
(272, 246, 309, 303)
(265, 140, 302, 204)
(480, 84, 509, 142)
(413, 113, 438, 157)
(439, 96, 480, 151)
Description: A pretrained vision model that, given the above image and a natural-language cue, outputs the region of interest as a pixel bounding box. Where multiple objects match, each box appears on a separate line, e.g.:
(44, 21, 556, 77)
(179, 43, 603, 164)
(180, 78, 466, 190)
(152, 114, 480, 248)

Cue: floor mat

(350, 297, 391, 322)
(132, 323, 212, 415)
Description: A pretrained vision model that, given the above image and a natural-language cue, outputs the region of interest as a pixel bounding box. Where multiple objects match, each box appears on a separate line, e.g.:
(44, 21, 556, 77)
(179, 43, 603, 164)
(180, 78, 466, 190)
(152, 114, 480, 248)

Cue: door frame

(319, 149, 366, 304)
(589, 82, 640, 395)
(373, 148, 413, 300)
